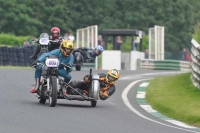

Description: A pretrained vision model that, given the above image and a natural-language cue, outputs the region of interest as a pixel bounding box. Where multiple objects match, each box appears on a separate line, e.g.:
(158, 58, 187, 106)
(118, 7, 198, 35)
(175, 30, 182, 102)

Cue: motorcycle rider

(67, 69, 120, 100)
(29, 27, 63, 59)
(73, 45, 104, 63)
(30, 40, 74, 93)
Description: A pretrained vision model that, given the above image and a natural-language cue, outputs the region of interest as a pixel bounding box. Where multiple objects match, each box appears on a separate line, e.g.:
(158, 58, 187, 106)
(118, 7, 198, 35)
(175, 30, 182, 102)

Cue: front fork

(47, 77, 50, 91)
(46, 77, 59, 92)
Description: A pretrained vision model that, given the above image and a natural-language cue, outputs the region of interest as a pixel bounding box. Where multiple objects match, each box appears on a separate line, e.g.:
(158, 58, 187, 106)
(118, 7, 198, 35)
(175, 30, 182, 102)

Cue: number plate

(39, 38, 49, 45)
(45, 59, 59, 67)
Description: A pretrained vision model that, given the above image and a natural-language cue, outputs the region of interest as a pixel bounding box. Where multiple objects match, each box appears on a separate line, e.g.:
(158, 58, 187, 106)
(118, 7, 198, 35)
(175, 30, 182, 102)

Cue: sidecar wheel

(91, 100, 97, 107)
(39, 98, 46, 104)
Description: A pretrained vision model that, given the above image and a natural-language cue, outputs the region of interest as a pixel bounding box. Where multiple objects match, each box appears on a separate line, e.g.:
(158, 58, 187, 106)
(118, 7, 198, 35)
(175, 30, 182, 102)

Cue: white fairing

(39, 38, 49, 45)
(45, 59, 59, 67)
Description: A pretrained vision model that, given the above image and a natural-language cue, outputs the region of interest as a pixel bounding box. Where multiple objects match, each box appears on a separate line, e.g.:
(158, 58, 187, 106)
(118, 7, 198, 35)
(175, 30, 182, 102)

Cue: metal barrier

(191, 39, 200, 89)
(137, 59, 190, 71)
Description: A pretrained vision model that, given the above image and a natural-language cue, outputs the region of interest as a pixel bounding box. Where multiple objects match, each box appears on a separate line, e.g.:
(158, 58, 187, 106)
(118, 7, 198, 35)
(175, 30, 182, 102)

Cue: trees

(0, 0, 198, 52)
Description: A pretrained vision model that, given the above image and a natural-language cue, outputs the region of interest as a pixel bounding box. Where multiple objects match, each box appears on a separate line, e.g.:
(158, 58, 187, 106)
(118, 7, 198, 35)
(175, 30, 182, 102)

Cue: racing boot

(30, 78, 40, 93)
(62, 86, 67, 96)
(83, 90, 89, 96)
(66, 81, 75, 95)
(62, 84, 72, 96)
(29, 45, 40, 59)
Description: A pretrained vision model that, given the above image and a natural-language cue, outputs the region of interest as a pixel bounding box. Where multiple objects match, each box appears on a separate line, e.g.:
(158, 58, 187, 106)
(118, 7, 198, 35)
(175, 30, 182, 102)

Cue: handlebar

(49, 39, 62, 43)
(60, 63, 72, 69)
(89, 69, 92, 82)
(31, 62, 42, 68)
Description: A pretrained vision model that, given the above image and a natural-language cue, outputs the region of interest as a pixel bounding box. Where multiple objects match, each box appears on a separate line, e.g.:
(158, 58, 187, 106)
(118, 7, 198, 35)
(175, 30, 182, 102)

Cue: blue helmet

(95, 45, 104, 53)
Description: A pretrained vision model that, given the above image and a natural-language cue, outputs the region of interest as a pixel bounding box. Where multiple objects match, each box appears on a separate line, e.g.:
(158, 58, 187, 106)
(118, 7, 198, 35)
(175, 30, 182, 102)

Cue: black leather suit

(68, 73, 116, 100)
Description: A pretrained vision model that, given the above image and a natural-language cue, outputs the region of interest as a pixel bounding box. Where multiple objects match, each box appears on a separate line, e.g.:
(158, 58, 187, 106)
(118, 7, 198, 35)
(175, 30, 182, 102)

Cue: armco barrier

(191, 39, 200, 89)
(137, 59, 190, 71)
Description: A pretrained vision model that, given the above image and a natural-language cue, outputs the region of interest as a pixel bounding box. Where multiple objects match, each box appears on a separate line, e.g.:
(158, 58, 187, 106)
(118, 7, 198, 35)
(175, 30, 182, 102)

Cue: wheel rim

(49, 85, 52, 104)
(49, 95, 52, 104)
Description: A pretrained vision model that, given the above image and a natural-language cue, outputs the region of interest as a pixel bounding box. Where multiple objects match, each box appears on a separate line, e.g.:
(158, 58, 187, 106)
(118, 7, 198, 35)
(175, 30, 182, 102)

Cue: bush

(192, 22, 200, 43)
(0, 33, 30, 47)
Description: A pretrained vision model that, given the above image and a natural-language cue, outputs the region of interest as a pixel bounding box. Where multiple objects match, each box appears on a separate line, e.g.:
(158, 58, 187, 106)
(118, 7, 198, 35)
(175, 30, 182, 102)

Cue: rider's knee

(100, 95, 109, 100)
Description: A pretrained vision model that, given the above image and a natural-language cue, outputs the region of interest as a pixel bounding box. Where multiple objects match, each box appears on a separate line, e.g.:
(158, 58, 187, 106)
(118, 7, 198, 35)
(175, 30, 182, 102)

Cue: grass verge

(0, 66, 32, 69)
(146, 72, 200, 127)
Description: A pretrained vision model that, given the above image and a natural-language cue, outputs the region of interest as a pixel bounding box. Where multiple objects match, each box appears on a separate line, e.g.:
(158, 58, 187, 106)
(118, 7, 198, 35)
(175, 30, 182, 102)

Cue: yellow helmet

(60, 40, 74, 56)
(106, 69, 120, 84)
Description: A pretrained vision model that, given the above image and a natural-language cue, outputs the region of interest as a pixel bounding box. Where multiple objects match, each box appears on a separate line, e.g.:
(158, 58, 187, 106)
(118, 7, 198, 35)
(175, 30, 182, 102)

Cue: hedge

(0, 33, 31, 47)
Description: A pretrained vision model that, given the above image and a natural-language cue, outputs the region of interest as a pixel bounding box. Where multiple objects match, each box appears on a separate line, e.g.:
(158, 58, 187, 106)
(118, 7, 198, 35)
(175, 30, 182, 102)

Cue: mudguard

(89, 74, 100, 100)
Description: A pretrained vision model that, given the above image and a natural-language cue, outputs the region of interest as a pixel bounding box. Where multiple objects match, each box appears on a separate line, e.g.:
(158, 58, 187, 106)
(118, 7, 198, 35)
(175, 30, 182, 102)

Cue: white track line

(121, 79, 199, 133)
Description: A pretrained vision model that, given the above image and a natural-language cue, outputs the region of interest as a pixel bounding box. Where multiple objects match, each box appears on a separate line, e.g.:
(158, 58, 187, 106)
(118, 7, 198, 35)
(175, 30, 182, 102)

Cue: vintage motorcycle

(72, 50, 83, 71)
(33, 57, 100, 107)
(32, 33, 83, 71)
(72, 47, 97, 71)
(36, 33, 50, 58)
(32, 33, 61, 58)
(33, 56, 60, 107)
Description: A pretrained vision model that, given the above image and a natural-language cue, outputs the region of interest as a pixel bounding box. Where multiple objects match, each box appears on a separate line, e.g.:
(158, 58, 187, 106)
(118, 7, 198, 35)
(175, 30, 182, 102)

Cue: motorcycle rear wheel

(39, 98, 46, 104)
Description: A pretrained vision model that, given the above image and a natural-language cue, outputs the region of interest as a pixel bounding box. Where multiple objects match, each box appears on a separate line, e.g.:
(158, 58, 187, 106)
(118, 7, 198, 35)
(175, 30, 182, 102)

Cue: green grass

(146, 72, 200, 127)
(0, 66, 32, 69)
(0, 44, 16, 47)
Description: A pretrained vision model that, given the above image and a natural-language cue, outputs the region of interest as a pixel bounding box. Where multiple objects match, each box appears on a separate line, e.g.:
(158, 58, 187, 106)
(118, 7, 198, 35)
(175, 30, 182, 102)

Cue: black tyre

(75, 65, 81, 71)
(91, 100, 97, 107)
(39, 98, 46, 104)
(49, 76, 58, 107)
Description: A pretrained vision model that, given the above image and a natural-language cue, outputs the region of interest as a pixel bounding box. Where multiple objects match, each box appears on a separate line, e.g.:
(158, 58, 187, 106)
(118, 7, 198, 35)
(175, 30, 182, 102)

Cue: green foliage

(139, 35, 148, 52)
(107, 43, 113, 50)
(0, 0, 199, 51)
(0, 33, 29, 46)
(191, 22, 200, 43)
(107, 35, 148, 52)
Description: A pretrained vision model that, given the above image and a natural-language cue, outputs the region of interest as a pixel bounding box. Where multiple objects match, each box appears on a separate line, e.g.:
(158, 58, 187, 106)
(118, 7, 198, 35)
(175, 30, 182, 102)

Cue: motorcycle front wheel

(49, 76, 58, 107)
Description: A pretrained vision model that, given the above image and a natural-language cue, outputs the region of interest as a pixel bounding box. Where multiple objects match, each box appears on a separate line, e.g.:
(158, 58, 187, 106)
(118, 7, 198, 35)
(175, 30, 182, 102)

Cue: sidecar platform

(60, 94, 95, 101)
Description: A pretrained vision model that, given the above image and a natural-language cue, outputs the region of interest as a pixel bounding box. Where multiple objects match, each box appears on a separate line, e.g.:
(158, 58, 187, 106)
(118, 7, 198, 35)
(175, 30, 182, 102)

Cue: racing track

(0, 68, 198, 133)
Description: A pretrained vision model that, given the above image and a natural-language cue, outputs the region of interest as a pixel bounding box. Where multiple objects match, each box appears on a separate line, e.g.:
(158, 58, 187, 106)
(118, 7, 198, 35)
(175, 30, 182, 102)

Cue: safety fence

(0, 46, 36, 66)
(0, 46, 95, 71)
(137, 59, 190, 71)
(191, 39, 200, 89)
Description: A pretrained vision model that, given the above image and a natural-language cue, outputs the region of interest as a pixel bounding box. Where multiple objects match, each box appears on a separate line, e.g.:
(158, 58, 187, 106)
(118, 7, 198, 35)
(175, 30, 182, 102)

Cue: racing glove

(31, 60, 41, 68)
(65, 63, 71, 70)
(83, 75, 91, 83)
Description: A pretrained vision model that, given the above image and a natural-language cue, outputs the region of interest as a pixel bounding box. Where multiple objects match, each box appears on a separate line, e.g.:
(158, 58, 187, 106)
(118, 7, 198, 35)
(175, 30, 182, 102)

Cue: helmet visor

(52, 33, 59, 37)
(107, 75, 117, 83)
(65, 48, 72, 55)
